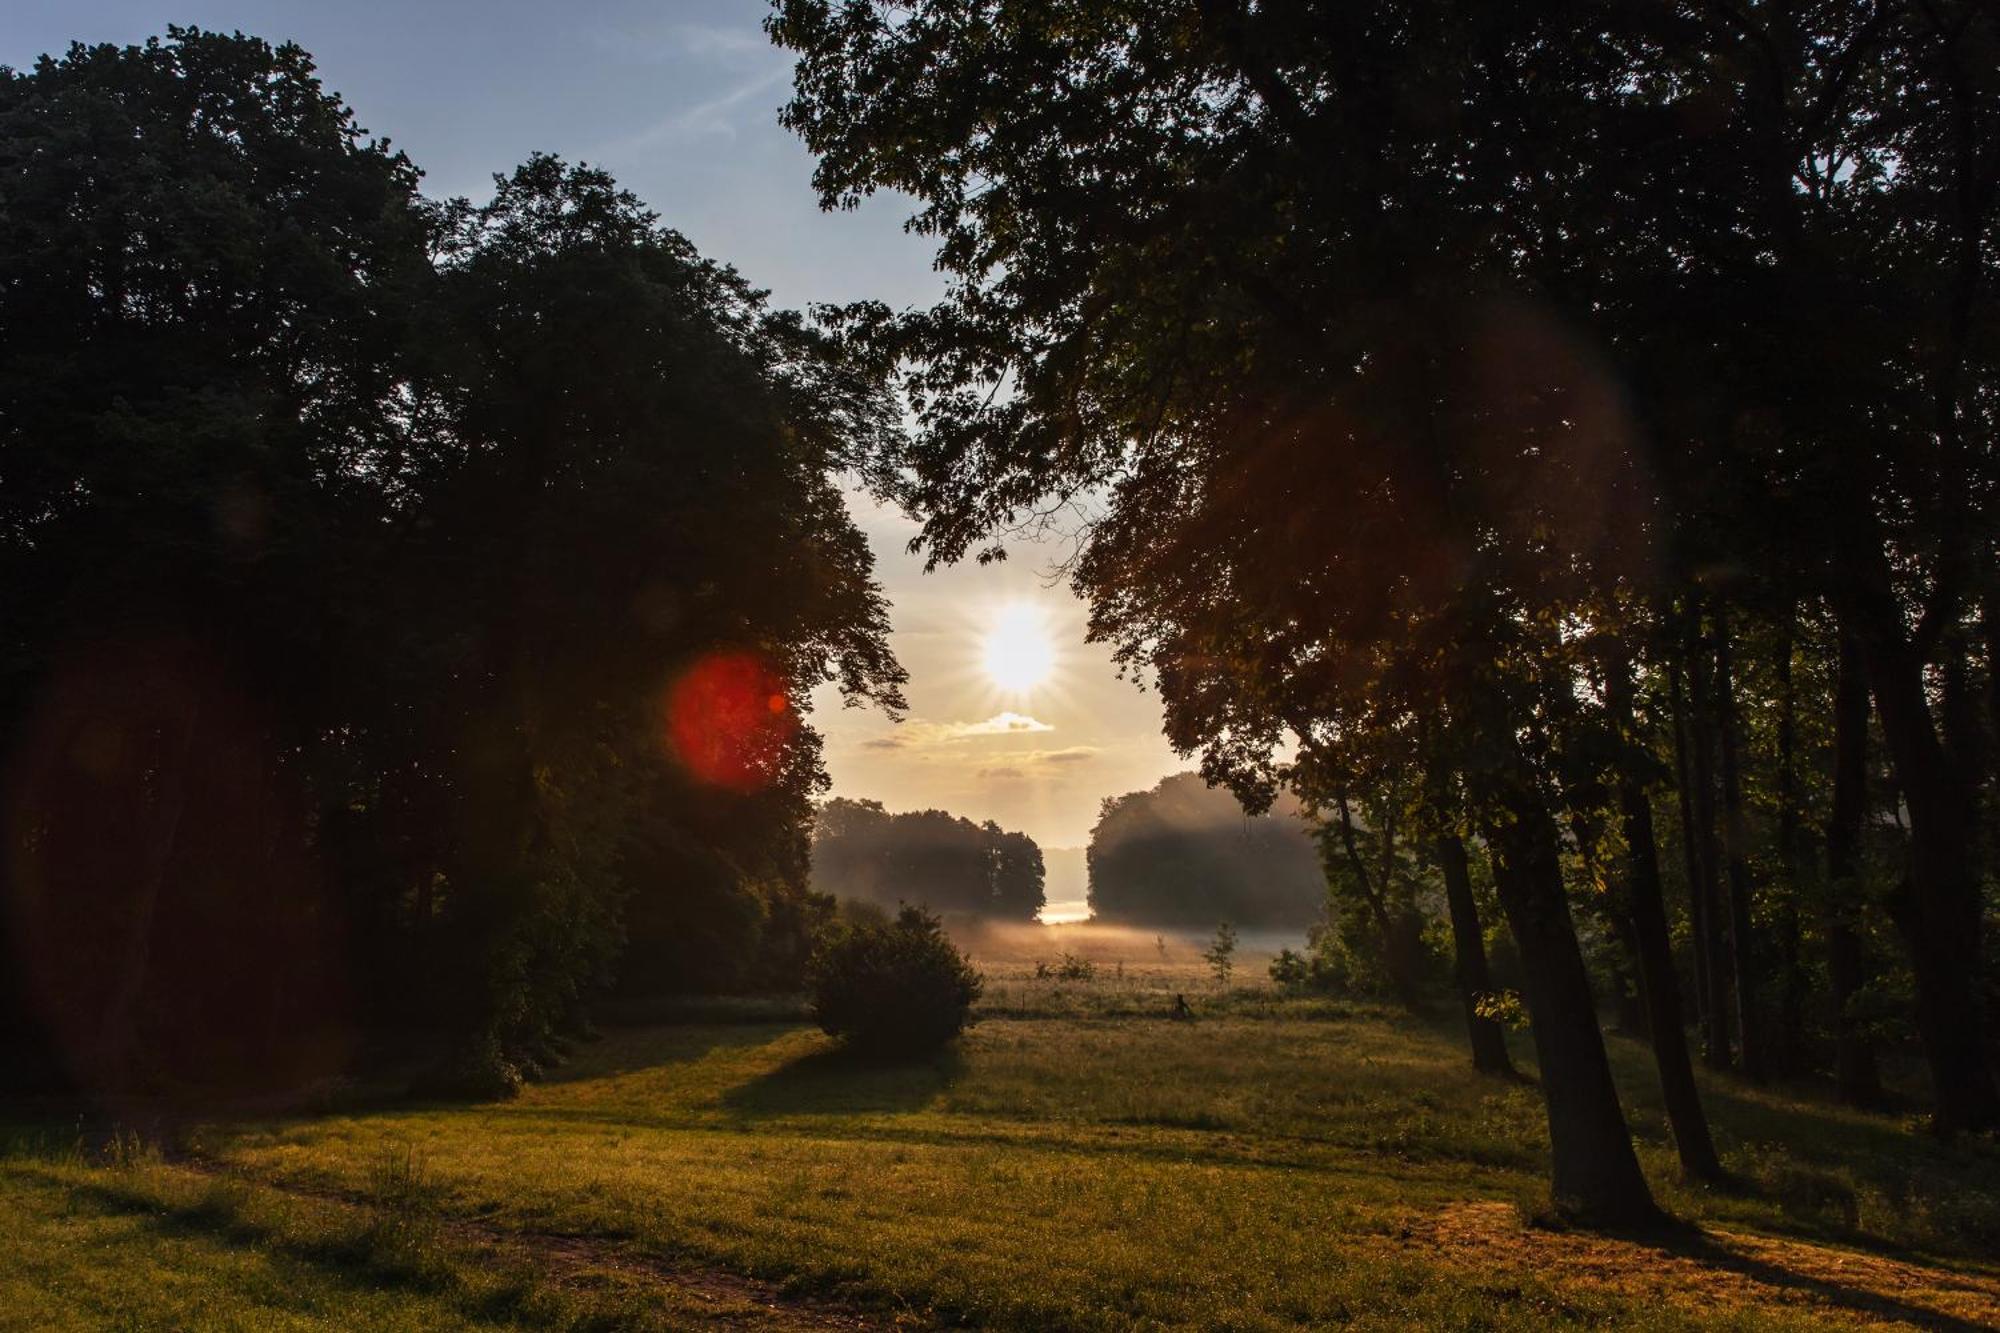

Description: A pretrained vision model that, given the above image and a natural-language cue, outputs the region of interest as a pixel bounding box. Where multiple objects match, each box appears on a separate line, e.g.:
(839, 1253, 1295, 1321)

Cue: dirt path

(172, 1156, 916, 1331)
(1388, 1200, 2000, 1331)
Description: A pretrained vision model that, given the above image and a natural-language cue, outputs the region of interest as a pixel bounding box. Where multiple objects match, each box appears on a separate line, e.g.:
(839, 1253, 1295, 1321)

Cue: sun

(982, 602, 1056, 694)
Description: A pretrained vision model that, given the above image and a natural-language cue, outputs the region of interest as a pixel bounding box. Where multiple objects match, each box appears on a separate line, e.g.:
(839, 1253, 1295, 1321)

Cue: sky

(0, 1, 1189, 883)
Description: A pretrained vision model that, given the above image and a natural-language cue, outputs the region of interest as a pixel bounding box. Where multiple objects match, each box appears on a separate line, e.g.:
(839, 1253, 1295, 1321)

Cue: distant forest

(1087, 774, 1324, 929)
(810, 799, 1044, 921)
(0, 30, 906, 1096)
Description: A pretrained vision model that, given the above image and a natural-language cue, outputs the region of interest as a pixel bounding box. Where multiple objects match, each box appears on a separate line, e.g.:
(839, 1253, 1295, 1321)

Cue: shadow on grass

(720, 1043, 962, 1121)
(27, 1166, 478, 1305)
(1652, 1225, 1998, 1333)
(1601, 1031, 2000, 1262)
(534, 1023, 781, 1087)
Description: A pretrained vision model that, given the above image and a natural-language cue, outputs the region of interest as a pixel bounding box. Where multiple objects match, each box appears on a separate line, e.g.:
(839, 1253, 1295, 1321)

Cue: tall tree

(773, 0, 1663, 1223)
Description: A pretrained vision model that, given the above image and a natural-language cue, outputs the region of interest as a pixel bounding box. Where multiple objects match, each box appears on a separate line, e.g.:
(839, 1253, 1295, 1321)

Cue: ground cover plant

(5, 931, 1997, 1331)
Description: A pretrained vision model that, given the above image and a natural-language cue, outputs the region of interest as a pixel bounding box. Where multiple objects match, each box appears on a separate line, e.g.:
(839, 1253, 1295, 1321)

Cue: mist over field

(949, 918, 1309, 966)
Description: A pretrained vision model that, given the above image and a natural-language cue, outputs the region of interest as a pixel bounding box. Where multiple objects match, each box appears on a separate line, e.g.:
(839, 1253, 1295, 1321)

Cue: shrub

(1034, 952, 1096, 981)
(807, 905, 982, 1056)
(1204, 921, 1238, 986)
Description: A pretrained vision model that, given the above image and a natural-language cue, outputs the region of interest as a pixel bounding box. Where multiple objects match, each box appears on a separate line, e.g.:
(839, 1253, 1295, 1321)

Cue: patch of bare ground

(1385, 1201, 2000, 1331)
(176, 1158, 917, 1331)
(457, 1222, 913, 1331)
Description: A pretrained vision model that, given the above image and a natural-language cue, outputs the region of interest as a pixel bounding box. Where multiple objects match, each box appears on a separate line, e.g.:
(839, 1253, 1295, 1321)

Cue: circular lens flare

(982, 603, 1055, 694)
(665, 650, 797, 792)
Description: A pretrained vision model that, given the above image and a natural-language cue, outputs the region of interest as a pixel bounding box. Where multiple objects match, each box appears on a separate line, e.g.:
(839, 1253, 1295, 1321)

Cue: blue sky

(1, 1, 940, 314)
(2, 2, 1187, 870)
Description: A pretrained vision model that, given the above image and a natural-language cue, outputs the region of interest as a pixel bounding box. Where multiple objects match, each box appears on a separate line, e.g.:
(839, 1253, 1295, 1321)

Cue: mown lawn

(6, 939, 2000, 1330)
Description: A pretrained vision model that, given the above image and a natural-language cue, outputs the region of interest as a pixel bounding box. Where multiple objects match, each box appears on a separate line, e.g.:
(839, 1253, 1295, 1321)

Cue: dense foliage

(0, 29, 905, 1093)
(811, 797, 1044, 920)
(771, 0, 2000, 1223)
(806, 904, 982, 1055)
(1086, 774, 1322, 928)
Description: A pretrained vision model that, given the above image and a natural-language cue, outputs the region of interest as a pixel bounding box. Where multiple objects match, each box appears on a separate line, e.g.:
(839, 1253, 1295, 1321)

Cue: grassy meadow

(5, 926, 1999, 1331)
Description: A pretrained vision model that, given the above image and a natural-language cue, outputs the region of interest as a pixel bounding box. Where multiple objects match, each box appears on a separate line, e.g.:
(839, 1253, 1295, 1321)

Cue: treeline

(0, 30, 904, 1095)
(772, 0, 2000, 1224)
(1086, 773, 1323, 928)
(811, 798, 1044, 920)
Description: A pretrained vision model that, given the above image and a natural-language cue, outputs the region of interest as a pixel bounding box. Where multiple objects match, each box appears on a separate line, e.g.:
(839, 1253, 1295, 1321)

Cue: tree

(772, 0, 1662, 1224)
(0, 32, 907, 1091)
(811, 798, 1045, 920)
(1086, 774, 1323, 929)
(1204, 922, 1238, 988)
(0, 28, 431, 1089)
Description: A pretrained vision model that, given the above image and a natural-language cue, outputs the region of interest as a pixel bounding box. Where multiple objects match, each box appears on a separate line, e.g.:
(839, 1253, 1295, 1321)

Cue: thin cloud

(863, 712, 1055, 750)
(976, 747, 1099, 778)
(592, 64, 789, 155)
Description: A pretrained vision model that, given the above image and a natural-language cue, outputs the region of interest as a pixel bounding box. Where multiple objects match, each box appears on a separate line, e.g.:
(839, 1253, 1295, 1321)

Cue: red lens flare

(664, 650, 797, 792)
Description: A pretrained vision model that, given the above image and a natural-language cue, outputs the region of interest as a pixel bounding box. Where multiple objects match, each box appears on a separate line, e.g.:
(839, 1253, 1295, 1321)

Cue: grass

(5, 932, 1998, 1330)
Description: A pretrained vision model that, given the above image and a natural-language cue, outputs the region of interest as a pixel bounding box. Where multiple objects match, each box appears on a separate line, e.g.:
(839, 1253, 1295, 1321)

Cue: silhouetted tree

(811, 797, 1045, 920)
(772, 0, 1664, 1223)
(1086, 775, 1323, 929)
(0, 31, 906, 1092)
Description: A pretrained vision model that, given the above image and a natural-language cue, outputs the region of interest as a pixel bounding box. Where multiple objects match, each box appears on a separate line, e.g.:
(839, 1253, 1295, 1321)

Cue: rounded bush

(807, 905, 982, 1056)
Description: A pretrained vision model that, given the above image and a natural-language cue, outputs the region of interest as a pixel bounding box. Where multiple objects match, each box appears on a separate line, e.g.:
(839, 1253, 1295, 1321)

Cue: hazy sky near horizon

(1, 1, 1189, 858)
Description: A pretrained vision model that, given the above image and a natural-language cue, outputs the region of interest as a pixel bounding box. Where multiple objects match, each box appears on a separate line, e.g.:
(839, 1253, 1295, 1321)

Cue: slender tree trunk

(1826, 628, 1884, 1108)
(1436, 833, 1515, 1076)
(1772, 619, 1807, 1075)
(1483, 784, 1658, 1226)
(1608, 651, 1726, 1182)
(1606, 929, 1649, 1040)
(1683, 632, 1734, 1069)
(1866, 639, 1999, 1132)
(1333, 791, 1425, 1011)
(1712, 608, 1766, 1081)
(93, 692, 202, 1087)
(1841, 528, 2000, 1133)
(1667, 661, 1717, 1048)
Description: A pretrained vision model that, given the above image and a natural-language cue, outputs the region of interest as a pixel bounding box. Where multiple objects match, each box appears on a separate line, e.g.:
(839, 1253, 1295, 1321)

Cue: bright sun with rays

(982, 601, 1056, 694)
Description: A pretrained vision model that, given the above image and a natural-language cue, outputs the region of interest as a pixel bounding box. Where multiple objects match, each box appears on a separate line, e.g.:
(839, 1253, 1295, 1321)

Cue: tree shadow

(534, 1024, 780, 1087)
(1644, 1226, 1999, 1333)
(720, 1043, 961, 1121)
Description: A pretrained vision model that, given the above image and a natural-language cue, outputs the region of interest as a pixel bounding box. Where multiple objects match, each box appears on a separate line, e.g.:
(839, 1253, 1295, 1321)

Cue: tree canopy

(0, 28, 905, 1093)
(811, 797, 1045, 921)
(771, 0, 2000, 1222)
(1086, 773, 1322, 929)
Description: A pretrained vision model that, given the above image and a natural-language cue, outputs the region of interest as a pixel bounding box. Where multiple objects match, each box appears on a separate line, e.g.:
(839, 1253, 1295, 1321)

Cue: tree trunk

(1712, 608, 1766, 1081)
(1682, 634, 1734, 1069)
(1833, 515, 2000, 1132)
(93, 691, 202, 1088)
(1772, 619, 1807, 1073)
(1484, 787, 1659, 1226)
(1608, 651, 1726, 1182)
(1436, 833, 1516, 1076)
(1606, 929, 1649, 1040)
(1333, 791, 1425, 1011)
(1826, 629, 1884, 1109)
(1667, 661, 1717, 1051)
(1865, 637, 1999, 1132)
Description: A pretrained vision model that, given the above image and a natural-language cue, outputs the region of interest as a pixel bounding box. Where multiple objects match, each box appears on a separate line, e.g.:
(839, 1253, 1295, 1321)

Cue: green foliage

(807, 905, 983, 1055)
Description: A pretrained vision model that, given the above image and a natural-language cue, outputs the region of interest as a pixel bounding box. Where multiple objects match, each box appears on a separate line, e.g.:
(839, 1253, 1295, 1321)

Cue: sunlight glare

(982, 602, 1056, 694)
